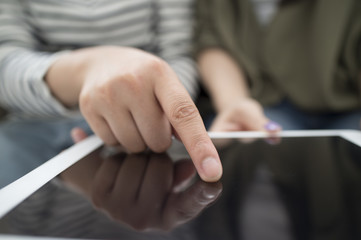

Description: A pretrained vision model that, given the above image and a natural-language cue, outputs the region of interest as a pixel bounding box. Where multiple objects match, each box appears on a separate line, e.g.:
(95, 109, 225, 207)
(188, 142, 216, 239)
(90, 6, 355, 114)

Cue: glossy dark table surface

(1, 135, 361, 240)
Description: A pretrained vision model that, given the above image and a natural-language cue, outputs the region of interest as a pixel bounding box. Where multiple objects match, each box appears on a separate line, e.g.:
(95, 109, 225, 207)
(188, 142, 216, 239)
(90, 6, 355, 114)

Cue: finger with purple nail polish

(264, 121, 281, 131)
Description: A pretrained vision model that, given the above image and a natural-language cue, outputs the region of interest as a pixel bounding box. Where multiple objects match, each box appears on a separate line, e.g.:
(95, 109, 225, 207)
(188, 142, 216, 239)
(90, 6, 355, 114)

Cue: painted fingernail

(201, 157, 222, 182)
(264, 121, 281, 131)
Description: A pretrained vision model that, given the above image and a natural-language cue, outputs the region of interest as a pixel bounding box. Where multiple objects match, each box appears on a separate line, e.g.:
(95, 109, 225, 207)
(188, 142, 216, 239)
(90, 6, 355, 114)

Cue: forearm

(198, 48, 250, 113)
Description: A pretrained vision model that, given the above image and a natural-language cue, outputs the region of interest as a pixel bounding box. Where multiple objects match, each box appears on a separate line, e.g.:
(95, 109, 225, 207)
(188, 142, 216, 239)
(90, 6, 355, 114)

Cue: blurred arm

(198, 48, 250, 113)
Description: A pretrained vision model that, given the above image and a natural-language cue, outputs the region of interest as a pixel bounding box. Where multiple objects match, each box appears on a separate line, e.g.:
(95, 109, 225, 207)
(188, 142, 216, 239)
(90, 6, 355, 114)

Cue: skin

(198, 48, 281, 132)
(46, 46, 222, 182)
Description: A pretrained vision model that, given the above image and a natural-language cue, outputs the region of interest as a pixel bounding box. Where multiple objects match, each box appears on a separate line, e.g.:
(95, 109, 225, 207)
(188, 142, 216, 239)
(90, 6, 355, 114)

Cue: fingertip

(184, 136, 223, 183)
(199, 156, 223, 182)
(264, 121, 282, 132)
(71, 127, 87, 143)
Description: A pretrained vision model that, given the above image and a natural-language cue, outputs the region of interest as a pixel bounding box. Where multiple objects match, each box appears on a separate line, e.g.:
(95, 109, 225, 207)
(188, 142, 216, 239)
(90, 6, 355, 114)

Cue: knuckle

(117, 74, 142, 95)
(98, 84, 114, 103)
(96, 79, 120, 104)
(146, 57, 168, 74)
(79, 91, 93, 114)
(170, 101, 199, 124)
(80, 83, 114, 108)
(95, 74, 143, 104)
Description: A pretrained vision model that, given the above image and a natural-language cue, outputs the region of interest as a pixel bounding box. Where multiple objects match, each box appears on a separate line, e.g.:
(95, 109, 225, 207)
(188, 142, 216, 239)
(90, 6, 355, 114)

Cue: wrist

(214, 95, 251, 114)
(46, 50, 88, 107)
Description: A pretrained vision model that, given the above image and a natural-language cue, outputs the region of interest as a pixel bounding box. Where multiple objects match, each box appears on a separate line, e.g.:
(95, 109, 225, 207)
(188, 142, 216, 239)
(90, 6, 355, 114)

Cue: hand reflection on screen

(61, 147, 222, 232)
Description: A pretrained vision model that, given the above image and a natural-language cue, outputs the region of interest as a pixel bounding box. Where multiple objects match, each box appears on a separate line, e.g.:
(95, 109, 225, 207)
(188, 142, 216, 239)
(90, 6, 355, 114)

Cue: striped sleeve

(0, 0, 199, 118)
(155, 0, 199, 100)
(0, 1, 78, 118)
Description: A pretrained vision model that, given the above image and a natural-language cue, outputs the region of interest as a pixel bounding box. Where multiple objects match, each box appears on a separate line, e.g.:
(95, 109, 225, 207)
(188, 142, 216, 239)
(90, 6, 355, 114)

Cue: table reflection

(60, 147, 222, 232)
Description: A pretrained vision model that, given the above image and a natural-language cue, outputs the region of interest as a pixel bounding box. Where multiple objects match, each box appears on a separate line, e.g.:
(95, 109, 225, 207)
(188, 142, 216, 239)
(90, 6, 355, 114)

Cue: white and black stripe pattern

(0, 0, 198, 118)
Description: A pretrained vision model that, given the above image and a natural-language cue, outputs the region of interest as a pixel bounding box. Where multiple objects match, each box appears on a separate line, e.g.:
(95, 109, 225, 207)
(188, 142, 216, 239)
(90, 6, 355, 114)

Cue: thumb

(243, 110, 281, 132)
(71, 127, 88, 143)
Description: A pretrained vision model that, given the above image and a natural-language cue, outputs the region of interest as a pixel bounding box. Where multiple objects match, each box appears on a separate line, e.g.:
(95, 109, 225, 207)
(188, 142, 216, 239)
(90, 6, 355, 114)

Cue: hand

(92, 153, 221, 231)
(210, 98, 281, 133)
(47, 46, 222, 182)
(66, 130, 223, 231)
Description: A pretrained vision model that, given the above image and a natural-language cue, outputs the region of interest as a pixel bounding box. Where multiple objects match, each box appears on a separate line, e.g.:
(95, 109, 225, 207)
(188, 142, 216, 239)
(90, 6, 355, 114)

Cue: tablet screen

(1, 135, 361, 240)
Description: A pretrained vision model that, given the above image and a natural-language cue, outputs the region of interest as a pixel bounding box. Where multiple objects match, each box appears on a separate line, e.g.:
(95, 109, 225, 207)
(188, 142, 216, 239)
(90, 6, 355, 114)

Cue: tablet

(0, 130, 361, 240)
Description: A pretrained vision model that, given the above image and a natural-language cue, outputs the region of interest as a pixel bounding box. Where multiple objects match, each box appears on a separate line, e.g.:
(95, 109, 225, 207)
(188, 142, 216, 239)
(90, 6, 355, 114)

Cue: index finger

(154, 67, 222, 182)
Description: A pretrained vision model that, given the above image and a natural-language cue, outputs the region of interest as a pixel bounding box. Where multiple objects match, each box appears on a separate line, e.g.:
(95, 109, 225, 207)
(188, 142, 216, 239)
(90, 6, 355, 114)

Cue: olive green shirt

(195, 0, 361, 112)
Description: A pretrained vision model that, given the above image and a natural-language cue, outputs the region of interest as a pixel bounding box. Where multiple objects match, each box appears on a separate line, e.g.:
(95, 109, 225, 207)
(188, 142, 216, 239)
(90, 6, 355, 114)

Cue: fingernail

(264, 121, 281, 131)
(201, 157, 222, 182)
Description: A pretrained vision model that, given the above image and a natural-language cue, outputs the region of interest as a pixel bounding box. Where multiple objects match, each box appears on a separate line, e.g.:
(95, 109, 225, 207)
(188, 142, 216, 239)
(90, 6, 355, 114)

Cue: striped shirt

(0, 0, 198, 118)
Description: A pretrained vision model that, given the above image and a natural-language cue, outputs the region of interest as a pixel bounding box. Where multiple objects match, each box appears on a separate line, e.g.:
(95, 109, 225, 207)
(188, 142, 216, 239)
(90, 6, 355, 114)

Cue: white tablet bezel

(0, 130, 360, 220)
(209, 129, 361, 148)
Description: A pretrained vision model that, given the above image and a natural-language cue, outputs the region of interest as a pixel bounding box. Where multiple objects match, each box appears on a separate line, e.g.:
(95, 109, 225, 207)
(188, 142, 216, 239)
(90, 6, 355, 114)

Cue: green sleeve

(342, 1, 361, 83)
(194, 0, 222, 56)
